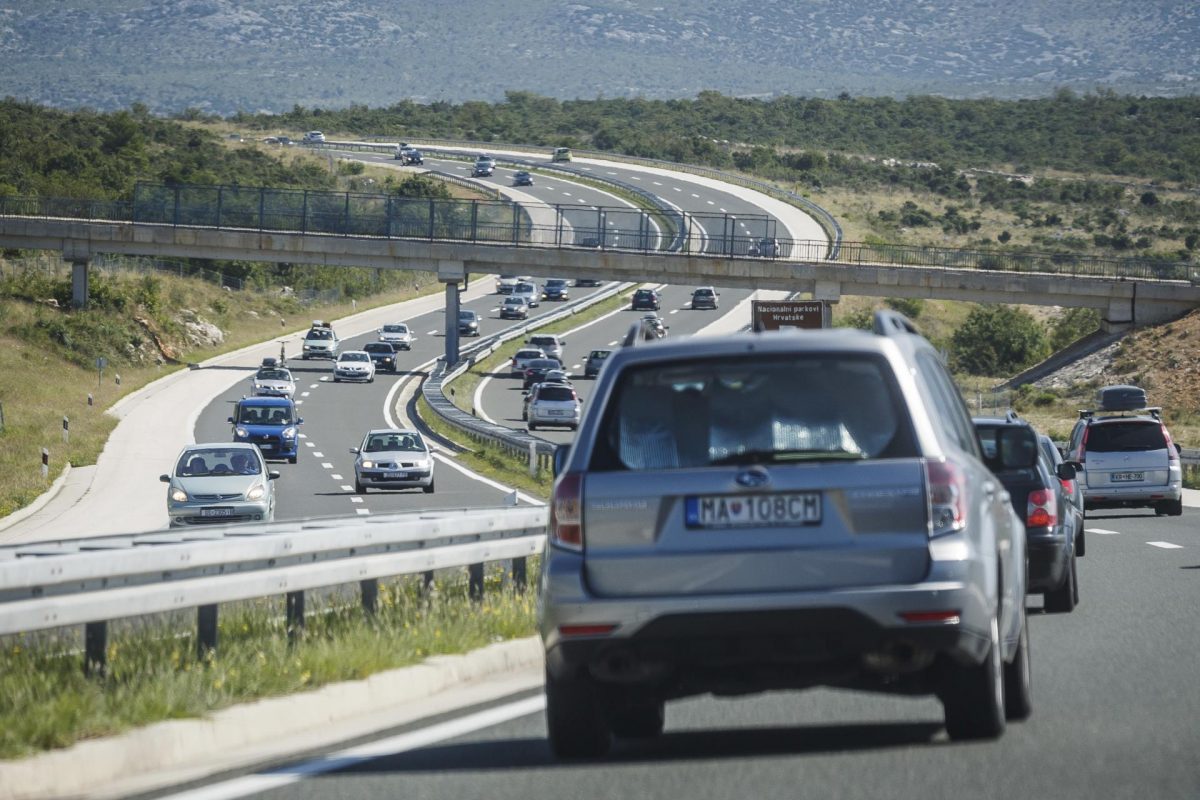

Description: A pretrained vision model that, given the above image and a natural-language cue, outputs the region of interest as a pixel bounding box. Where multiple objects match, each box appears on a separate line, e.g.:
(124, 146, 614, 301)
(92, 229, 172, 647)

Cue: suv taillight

(926, 460, 967, 537)
(1027, 488, 1058, 528)
(551, 473, 584, 551)
(1077, 426, 1089, 464)
(1163, 424, 1179, 462)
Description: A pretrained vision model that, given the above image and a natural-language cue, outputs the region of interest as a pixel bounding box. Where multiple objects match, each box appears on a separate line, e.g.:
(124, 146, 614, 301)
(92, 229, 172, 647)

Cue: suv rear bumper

(541, 551, 996, 691)
(1082, 482, 1181, 508)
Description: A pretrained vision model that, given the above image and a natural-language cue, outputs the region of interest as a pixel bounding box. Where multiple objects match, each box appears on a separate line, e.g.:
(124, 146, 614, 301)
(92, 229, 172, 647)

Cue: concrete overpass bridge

(1, 184, 1197, 361)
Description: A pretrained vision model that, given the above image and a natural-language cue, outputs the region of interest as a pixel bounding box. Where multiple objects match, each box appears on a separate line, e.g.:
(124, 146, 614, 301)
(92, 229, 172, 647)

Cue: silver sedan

(350, 429, 435, 493)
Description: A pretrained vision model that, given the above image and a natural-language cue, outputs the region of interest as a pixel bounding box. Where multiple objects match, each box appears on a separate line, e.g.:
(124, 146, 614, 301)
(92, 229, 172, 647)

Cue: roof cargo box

(1098, 384, 1147, 412)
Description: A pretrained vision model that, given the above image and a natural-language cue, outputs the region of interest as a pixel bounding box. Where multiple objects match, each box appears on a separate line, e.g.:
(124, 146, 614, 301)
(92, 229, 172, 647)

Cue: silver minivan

(527, 334, 565, 361)
(1067, 410, 1183, 516)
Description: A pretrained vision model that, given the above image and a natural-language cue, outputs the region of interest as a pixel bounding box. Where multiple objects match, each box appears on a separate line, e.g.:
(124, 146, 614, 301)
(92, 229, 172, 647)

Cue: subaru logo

(735, 467, 770, 488)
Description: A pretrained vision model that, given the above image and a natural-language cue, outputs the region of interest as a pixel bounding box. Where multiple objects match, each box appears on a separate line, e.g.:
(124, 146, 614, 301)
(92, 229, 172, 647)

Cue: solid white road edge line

(159, 696, 546, 800)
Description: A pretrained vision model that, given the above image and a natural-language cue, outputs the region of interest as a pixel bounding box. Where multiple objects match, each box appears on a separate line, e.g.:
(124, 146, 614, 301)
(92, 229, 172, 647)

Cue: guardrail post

(428, 198, 435, 239)
(84, 621, 107, 677)
(360, 578, 378, 616)
(172, 185, 180, 226)
(468, 563, 484, 603)
(286, 590, 305, 644)
(197, 604, 218, 659)
(301, 190, 308, 235)
(470, 201, 479, 242)
(421, 571, 435, 599)
(529, 439, 538, 477)
(511, 202, 520, 244)
(258, 187, 265, 232)
(216, 186, 223, 228)
(556, 205, 563, 246)
(511, 557, 527, 591)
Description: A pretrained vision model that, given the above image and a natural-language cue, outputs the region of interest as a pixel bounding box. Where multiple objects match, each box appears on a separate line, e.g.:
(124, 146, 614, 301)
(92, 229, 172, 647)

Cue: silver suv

(1066, 395, 1183, 516)
(540, 311, 1031, 756)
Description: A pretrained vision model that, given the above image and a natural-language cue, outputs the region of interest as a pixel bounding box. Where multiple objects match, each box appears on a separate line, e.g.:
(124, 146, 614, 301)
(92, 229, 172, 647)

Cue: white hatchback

(332, 351, 376, 383)
(378, 323, 414, 350)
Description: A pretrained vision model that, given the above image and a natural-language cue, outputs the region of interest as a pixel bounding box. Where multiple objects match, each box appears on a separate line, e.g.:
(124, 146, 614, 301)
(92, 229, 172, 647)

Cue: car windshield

(383, 325, 408, 333)
(589, 350, 610, 360)
(238, 405, 292, 425)
(505, 298, 525, 305)
(256, 369, 289, 381)
(364, 344, 393, 353)
(307, 329, 332, 340)
(516, 283, 535, 292)
(341, 352, 369, 362)
(591, 355, 917, 470)
(529, 359, 560, 370)
(460, 312, 476, 320)
(364, 432, 425, 453)
(1086, 421, 1167, 452)
(177, 448, 261, 477)
(695, 289, 713, 296)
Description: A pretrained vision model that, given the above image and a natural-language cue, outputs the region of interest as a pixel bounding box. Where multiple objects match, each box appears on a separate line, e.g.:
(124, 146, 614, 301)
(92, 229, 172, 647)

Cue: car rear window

(1086, 421, 1166, 452)
(538, 386, 575, 401)
(589, 354, 917, 471)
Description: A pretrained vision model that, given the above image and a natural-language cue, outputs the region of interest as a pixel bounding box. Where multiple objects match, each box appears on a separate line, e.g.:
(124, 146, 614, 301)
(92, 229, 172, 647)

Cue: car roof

(184, 441, 261, 453)
(239, 396, 293, 407)
(364, 427, 419, 437)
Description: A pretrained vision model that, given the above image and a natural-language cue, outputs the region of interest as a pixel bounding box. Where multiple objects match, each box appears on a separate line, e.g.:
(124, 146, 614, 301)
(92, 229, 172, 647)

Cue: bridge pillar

(439, 260, 466, 364)
(814, 280, 842, 304)
(69, 259, 90, 309)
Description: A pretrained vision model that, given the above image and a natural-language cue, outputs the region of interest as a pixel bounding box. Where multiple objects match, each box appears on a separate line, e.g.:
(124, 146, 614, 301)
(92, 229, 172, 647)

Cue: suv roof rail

(1078, 409, 1094, 419)
(872, 309, 920, 337)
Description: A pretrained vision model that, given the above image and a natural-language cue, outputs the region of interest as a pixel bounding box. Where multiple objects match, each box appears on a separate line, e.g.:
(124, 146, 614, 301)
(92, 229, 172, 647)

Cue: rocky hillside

(1, 0, 1196, 113)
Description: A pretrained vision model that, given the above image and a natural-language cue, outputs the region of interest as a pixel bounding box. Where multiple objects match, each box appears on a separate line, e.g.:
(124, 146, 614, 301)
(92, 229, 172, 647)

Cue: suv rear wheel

(940, 614, 1006, 741)
(609, 700, 665, 739)
(1155, 499, 1183, 517)
(1044, 554, 1077, 613)
(545, 669, 611, 758)
(1002, 615, 1033, 721)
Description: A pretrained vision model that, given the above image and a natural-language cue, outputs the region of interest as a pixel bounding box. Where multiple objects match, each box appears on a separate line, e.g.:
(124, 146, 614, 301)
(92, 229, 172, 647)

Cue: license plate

(200, 507, 234, 518)
(549, 410, 566, 416)
(383, 472, 408, 479)
(685, 492, 822, 529)
(1111, 471, 1144, 482)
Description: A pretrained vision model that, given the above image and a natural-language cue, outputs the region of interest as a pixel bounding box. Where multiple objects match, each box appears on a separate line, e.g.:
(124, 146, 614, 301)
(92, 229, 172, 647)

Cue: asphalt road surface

(148, 509, 1200, 800)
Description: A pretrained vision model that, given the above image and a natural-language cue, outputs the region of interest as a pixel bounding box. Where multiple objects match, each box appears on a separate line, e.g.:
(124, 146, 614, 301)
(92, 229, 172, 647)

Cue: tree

(950, 305, 1050, 376)
(1049, 306, 1101, 350)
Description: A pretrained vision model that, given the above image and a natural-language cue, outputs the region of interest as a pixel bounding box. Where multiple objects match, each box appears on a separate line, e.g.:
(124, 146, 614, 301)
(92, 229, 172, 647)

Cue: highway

(145, 510, 1200, 799)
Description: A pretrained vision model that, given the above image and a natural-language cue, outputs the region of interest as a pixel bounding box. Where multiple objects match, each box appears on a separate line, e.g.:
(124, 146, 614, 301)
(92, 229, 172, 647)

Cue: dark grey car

(540, 311, 1031, 757)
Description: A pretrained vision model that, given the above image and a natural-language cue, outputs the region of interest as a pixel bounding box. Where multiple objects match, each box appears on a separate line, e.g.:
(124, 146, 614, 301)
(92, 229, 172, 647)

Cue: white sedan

(377, 323, 414, 350)
(332, 351, 376, 383)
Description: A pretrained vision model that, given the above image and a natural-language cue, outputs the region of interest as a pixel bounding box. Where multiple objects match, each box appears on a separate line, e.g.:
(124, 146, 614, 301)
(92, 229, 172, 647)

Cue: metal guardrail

(0, 507, 547, 672)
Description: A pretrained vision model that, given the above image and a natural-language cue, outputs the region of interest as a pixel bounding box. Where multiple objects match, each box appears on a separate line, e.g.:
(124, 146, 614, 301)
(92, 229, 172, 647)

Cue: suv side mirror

(1055, 462, 1077, 481)
(553, 443, 570, 477)
(227, 416, 234, 423)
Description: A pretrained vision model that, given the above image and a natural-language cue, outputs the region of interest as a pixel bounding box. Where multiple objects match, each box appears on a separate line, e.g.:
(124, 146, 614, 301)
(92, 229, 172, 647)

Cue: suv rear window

(590, 355, 917, 471)
(1086, 421, 1166, 452)
(538, 386, 575, 401)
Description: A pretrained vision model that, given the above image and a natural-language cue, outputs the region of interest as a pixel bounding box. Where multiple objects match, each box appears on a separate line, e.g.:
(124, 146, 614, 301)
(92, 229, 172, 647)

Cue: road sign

(751, 300, 829, 331)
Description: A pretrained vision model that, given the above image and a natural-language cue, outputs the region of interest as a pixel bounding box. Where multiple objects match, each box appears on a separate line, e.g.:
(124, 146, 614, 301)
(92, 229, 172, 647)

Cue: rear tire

(288, 455, 297, 465)
(1003, 614, 1033, 721)
(1076, 528, 1086, 557)
(941, 614, 1006, 741)
(1044, 554, 1077, 613)
(423, 479, 435, 494)
(528, 423, 537, 431)
(545, 669, 611, 759)
(355, 479, 365, 494)
(609, 701, 665, 739)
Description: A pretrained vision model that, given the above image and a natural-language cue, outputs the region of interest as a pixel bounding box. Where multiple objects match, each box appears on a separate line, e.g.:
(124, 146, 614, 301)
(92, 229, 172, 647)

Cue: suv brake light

(1163, 424, 1178, 462)
(551, 473, 584, 551)
(926, 460, 967, 537)
(1027, 488, 1057, 528)
(1077, 425, 1089, 464)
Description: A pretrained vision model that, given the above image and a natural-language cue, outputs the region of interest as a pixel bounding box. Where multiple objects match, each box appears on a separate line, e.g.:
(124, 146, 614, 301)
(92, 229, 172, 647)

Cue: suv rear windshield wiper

(709, 448, 867, 466)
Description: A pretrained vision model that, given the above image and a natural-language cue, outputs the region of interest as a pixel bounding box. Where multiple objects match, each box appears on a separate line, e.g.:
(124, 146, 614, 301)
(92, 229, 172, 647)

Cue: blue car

(228, 396, 303, 464)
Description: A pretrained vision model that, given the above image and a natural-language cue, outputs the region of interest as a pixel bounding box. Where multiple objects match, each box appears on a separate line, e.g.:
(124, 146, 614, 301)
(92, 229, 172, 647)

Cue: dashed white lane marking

(350, 497, 363, 504)
(631, 175, 641, 180)
(607, 340, 618, 346)
(1148, 541, 1183, 549)
(562, 191, 572, 196)
(427, 329, 439, 335)
(294, 400, 303, 405)
(669, 308, 680, 314)
(321, 462, 333, 469)
(309, 384, 319, 389)
(719, 208, 727, 213)
(298, 433, 308, 439)
(305, 441, 315, 448)
(572, 363, 582, 370)
(356, 509, 370, 516)
(606, 171, 617, 175)
(300, 391, 311, 397)
(652, 181, 662, 186)
(707, 200, 715, 205)
(312, 452, 324, 458)
(691, 193, 700, 198)
(340, 485, 353, 492)
(1086, 528, 1121, 535)
(673, 186, 682, 191)
(331, 473, 342, 480)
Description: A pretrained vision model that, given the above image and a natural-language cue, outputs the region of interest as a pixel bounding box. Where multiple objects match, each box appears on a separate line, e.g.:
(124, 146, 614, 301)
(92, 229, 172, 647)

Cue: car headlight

(246, 484, 266, 501)
(235, 426, 249, 438)
(170, 487, 188, 502)
(360, 459, 374, 469)
(253, 383, 264, 392)
(282, 427, 297, 439)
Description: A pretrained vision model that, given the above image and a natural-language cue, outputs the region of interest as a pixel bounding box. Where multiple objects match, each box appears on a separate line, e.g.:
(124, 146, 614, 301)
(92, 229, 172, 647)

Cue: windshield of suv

(382, 324, 408, 334)
(593, 355, 916, 470)
(307, 329, 332, 340)
(537, 386, 576, 402)
(340, 352, 369, 362)
(255, 369, 289, 381)
(1086, 421, 1167, 452)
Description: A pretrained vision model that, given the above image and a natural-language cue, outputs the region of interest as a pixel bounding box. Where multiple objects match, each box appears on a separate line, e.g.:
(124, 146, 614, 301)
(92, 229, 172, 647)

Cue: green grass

(0, 570, 537, 759)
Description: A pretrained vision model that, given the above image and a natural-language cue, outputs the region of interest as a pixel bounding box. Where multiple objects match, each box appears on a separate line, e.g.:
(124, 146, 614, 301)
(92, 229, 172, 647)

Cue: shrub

(950, 305, 1050, 376)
